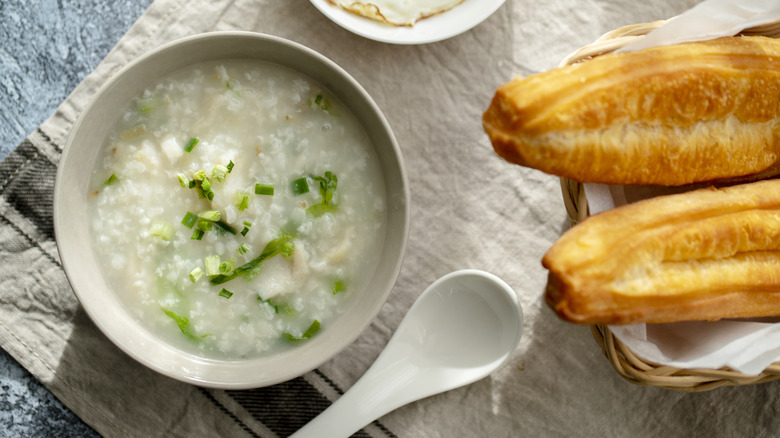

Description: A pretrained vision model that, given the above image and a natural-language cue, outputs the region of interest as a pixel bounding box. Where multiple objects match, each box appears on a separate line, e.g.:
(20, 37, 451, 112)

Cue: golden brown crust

(543, 179, 780, 324)
(483, 36, 780, 186)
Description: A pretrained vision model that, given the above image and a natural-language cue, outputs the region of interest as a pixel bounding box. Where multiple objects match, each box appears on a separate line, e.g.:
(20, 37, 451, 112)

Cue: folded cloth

(4, 0, 780, 437)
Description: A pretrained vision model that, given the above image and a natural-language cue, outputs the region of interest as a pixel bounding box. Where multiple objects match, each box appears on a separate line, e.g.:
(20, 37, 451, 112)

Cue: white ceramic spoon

(290, 269, 524, 438)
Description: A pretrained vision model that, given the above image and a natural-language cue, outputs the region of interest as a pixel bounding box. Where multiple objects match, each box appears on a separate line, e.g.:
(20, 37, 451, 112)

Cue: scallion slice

(183, 137, 199, 153)
(205, 255, 221, 276)
(181, 212, 198, 228)
(190, 267, 203, 283)
(235, 191, 250, 211)
(227, 160, 234, 173)
(219, 288, 234, 299)
(332, 279, 346, 295)
(255, 183, 275, 196)
(214, 220, 237, 235)
(177, 173, 189, 188)
(240, 221, 252, 236)
(198, 210, 221, 222)
(219, 258, 235, 276)
(291, 177, 309, 195)
(103, 173, 118, 186)
(237, 243, 249, 255)
(191, 229, 205, 240)
(150, 221, 173, 241)
(212, 164, 229, 182)
(284, 319, 320, 341)
(197, 220, 212, 231)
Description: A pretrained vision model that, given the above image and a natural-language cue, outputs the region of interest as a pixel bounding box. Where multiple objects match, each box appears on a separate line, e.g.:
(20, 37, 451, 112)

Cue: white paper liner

(583, 0, 780, 376)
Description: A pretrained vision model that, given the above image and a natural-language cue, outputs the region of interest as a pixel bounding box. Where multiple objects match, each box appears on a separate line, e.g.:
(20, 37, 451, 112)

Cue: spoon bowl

(290, 269, 523, 438)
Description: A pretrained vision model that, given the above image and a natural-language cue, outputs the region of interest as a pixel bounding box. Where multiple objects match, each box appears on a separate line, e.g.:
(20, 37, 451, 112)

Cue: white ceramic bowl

(54, 32, 409, 389)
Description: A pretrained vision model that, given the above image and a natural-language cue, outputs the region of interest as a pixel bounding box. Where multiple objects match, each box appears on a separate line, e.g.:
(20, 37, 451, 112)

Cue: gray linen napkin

(4, 0, 780, 437)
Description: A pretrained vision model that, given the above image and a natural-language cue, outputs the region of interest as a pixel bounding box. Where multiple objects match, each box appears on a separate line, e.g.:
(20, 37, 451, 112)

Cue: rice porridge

(89, 60, 387, 359)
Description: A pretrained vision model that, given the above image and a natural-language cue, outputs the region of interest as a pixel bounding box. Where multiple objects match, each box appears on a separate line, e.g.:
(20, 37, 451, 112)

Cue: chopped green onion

(162, 309, 191, 335)
(214, 220, 237, 235)
(237, 243, 249, 255)
(103, 173, 118, 186)
(150, 221, 173, 241)
(307, 171, 338, 217)
(197, 220, 212, 231)
(181, 212, 198, 228)
(257, 296, 279, 314)
(291, 177, 309, 195)
(210, 232, 294, 285)
(191, 229, 205, 240)
(219, 258, 236, 276)
(212, 164, 229, 182)
(205, 255, 221, 276)
(240, 221, 252, 236)
(311, 94, 329, 111)
(235, 191, 250, 211)
(188, 180, 197, 189)
(284, 320, 320, 341)
(198, 210, 221, 221)
(184, 137, 199, 153)
(177, 173, 189, 188)
(137, 97, 156, 113)
(201, 177, 212, 192)
(227, 161, 234, 173)
(280, 241, 294, 258)
(193, 170, 207, 181)
(255, 183, 275, 196)
(190, 267, 204, 283)
(332, 279, 346, 295)
(306, 203, 337, 218)
(219, 288, 234, 299)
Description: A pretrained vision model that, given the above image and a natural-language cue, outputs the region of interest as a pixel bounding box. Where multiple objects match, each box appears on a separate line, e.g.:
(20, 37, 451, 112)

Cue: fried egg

(328, 0, 465, 26)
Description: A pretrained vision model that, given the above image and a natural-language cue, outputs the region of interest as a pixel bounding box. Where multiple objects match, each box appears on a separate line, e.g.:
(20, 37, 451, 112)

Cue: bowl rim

(54, 31, 410, 389)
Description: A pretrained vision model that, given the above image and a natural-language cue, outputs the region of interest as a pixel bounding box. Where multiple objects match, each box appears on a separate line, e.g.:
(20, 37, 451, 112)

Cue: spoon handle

(289, 353, 418, 438)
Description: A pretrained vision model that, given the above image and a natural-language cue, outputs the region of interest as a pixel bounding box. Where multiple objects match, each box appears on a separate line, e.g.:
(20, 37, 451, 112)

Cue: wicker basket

(559, 19, 780, 391)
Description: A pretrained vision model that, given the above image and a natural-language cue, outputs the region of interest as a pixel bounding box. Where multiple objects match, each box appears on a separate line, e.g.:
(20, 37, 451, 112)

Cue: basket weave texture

(559, 19, 780, 392)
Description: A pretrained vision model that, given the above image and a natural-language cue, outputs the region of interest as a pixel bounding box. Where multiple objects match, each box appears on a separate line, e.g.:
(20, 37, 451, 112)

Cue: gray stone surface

(0, 0, 153, 435)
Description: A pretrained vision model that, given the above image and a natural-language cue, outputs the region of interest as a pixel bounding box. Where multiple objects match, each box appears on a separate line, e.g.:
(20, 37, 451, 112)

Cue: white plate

(309, 0, 506, 45)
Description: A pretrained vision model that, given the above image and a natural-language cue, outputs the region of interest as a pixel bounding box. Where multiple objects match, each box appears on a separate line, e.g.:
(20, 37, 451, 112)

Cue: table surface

(0, 1, 152, 435)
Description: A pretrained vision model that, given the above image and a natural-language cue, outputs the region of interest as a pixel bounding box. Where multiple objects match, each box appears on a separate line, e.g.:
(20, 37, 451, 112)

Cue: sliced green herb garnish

(214, 220, 237, 235)
(237, 243, 249, 255)
(198, 210, 221, 222)
(311, 94, 329, 111)
(236, 191, 250, 210)
(240, 221, 252, 236)
(150, 221, 173, 241)
(137, 97, 156, 113)
(219, 258, 236, 276)
(191, 229, 205, 240)
(227, 160, 234, 173)
(183, 137, 199, 153)
(205, 255, 221, 276)
(332, 279, 346, 295)
(181, 212, 198, 228)
(162, 309, 191, 334)
(197, 220, 213, 231)
(307, 171, 338, 217)
(284, 320, 321, 341)
(212, 164, 229, 182)
(255, 183, 275, 196)
(210, 232, 294, 285)
(177, 173, 189, 188)
(103, 173, 118, 186)
(291, 177, 309, 195)
(219, 288, 234, 299)
(190, 267, 204, 283)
